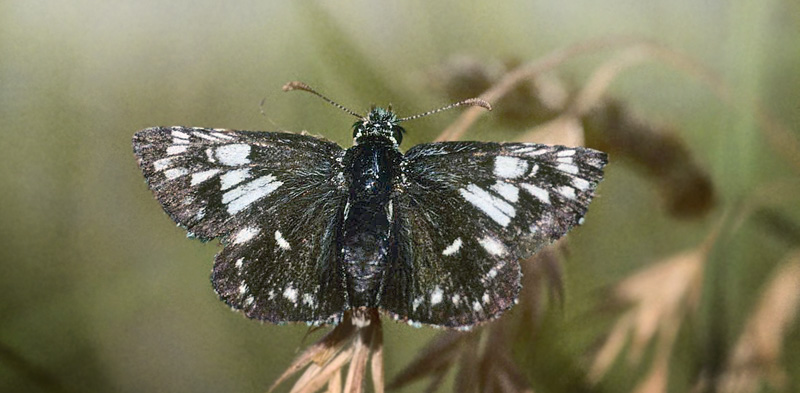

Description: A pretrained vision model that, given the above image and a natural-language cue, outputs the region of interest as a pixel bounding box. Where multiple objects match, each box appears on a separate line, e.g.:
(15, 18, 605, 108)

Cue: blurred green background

(2, 1, 799, 392)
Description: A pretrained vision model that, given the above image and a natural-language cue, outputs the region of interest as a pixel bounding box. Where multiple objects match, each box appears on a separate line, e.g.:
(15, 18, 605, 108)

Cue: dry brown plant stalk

(269, 309, 383, 393)
(717, 251, 800, 393)
(589, 218, 724, 393)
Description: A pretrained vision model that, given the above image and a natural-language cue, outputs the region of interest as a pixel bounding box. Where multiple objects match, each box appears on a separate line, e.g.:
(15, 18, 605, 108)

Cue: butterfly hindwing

(381, 141, 607, 328)
(211, 186, 347, 324)
(384, 198, 522, 328)
(133, 127, 349, 324)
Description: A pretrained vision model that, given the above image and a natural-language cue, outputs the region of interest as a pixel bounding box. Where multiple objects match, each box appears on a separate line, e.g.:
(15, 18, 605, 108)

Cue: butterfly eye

(392, 126, 405, 145)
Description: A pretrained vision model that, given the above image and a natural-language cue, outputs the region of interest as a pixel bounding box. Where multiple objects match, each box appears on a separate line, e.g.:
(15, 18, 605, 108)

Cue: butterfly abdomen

(341, 139, 402, 307)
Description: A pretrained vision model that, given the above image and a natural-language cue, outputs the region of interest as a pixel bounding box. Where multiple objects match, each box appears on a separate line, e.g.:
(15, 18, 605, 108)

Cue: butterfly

(132, 81, 608, 329)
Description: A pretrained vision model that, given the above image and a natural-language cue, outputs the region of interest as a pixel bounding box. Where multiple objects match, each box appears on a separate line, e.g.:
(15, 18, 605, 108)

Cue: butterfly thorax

(352, 107, 405, 146)
(340, 136, 403, 307)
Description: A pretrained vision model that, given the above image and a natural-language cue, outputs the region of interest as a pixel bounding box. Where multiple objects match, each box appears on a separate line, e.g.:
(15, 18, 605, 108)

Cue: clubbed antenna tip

(282, 81, 363, 119)
(282, 81, 312, 93)
(461, 98, 493, 111)
(398, 97, 492, 122)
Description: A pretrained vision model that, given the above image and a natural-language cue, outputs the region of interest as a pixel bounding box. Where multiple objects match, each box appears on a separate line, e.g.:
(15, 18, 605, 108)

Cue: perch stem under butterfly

(282, 80, 492, 122)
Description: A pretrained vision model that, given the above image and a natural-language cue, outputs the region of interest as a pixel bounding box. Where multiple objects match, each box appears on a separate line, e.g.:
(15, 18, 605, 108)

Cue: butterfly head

(282, 81, 491, 147)
(352, 107, 406, 146)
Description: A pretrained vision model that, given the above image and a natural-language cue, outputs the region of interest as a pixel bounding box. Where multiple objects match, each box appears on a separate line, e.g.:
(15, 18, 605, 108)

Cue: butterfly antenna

(398, 97, 492, 122)
(283, 81, 363, 119)
(259, 96, 271, 118)
(257, 96, 281, 128)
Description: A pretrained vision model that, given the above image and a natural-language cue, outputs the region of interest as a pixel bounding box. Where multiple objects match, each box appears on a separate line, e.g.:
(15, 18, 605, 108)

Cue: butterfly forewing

(133, 127, 349, 324)
(381, 141, 607, 328)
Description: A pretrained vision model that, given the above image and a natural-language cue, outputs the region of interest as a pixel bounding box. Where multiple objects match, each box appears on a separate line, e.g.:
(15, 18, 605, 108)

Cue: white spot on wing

(205, 148, 216, 163)
(234, 258, 244, 269)
(171, 130, 190, 139)
(556, 163, 579, 175)
(431, 286, 443, 306)
(223, 175, 283, 214)
(220, 168, 251, 190)
(525, 148, 548, 156)
(557, 149, 576, 157)
(164, 167, 188, 180)
(458, 184, 515, 227)
(190, 169, 220, 185)
(193, 131, 220, 141)
(167, 145, 188, 155)
(233, 226, 260, 244)
(244, 296, 254, 306)
(153, 157, 175, 171)
(513, 145, 546, 155)
(472, 301, 482, 312)
(283, 285, 298, 304)
(491, 181, 519, 202)
(451, 294, 461, 306)
(275, 230, 291, 250)
(215, 144, 251, 166)
(412, 297, 423, 311)
(521, 183, 551, 204)
(238, 282, 248, 296)
(573, 177, 590, 191)
(558, 185, 576, 200)
(442, 237, 463, 256)
(478, 236, 506, 256)
(302, 293, 316, 308)
(482, 292, 491, 304)
(494, 156, 528, 178)
(488, 267, 498, 278)
(210, 132, 234, 140)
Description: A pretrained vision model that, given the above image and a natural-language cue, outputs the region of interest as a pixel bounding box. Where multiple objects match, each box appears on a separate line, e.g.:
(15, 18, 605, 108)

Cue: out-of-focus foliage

(1, 1, 799, 392)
